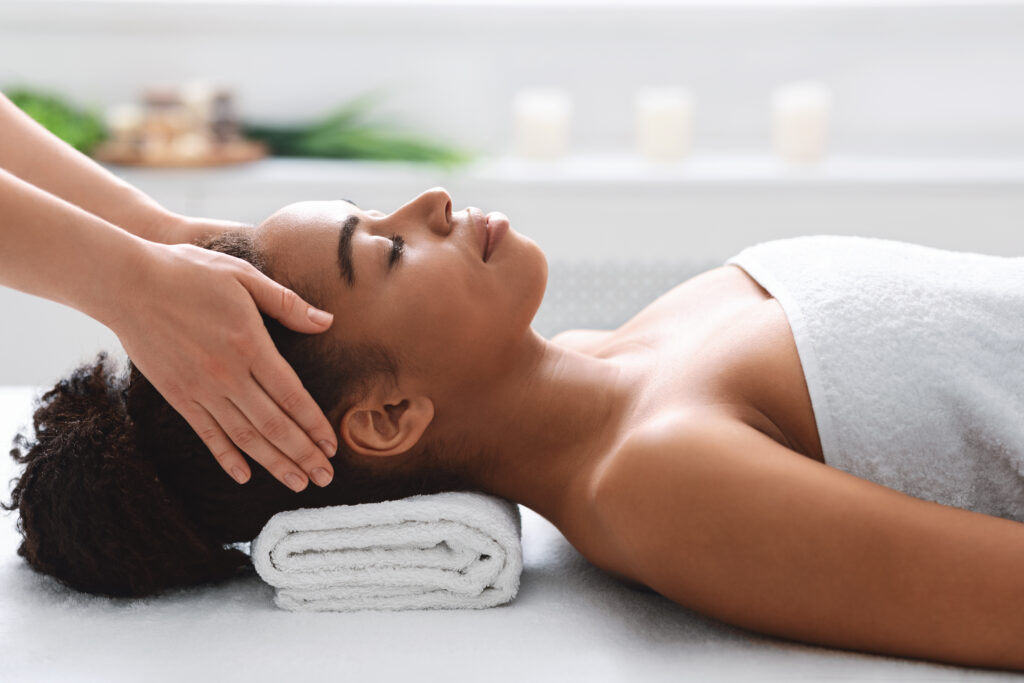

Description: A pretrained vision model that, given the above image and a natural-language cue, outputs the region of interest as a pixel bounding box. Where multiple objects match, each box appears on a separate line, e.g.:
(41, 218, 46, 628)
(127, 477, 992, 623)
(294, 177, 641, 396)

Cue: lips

(484, 212, 509, 262)
(471, 210, 488, 261)
(466, 207, 509, 262)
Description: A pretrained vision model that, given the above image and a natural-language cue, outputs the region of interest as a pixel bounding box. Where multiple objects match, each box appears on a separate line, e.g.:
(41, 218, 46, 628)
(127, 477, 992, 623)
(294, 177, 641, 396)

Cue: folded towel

(250, 491, 523, 612)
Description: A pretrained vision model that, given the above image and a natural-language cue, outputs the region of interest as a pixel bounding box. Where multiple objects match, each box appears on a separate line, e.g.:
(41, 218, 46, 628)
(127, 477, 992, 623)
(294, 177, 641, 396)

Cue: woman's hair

(1, 229, 476, 598)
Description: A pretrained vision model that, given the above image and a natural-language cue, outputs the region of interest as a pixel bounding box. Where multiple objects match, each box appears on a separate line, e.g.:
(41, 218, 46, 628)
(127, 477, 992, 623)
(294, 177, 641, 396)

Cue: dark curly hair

(1, 228, 476, 598)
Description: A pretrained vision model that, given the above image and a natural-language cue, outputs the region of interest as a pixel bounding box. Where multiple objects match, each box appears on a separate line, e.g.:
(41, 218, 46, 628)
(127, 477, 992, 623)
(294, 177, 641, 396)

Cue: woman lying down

(5, 187, 1024, 672)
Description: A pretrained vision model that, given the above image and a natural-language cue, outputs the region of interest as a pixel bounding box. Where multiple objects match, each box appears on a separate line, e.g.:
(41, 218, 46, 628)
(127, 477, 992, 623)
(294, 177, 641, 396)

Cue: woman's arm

(0, 165, 145, 319)
(591, 411, 1024, 672)
(0, 91, 226, 244)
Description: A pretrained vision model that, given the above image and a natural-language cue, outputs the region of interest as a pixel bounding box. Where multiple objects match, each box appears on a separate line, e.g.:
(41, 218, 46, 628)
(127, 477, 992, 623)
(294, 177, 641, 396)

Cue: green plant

(5, 87, 106, 154)
(243, 90, 475, 169)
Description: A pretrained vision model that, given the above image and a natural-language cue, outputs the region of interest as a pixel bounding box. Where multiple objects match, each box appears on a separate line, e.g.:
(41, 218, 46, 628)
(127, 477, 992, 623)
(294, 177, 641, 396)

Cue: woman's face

(256, 187, 548, 397)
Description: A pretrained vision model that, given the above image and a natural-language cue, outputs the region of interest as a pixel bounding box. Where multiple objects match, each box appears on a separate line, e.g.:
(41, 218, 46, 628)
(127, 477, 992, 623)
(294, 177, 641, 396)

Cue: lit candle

(513, 88, 572, 160)
(635, 87, 693, 161)
(772, 81, 832, 163)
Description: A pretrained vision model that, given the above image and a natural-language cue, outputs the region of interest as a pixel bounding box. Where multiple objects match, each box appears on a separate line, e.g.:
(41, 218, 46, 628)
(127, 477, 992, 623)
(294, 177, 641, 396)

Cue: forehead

(258, 200, 352, 242)
(256, 200, 353, 287)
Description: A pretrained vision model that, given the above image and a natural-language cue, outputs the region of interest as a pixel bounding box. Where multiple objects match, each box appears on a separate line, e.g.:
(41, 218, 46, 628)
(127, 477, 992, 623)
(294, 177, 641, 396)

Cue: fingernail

(231, 467, 248, 484)
(307, 307, 333, 325)
(285, 472, 307, 492)
(311, 467, 332, 487)
(318, 440, 337, 458)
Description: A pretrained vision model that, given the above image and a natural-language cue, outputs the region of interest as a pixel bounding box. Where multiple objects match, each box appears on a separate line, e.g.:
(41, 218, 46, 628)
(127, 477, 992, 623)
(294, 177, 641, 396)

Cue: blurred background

(2, 0, 1023, 385)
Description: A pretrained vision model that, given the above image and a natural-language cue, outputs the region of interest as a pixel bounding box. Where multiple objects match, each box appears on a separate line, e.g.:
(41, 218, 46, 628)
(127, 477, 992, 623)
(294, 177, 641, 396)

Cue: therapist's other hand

(106, 241, 338, 492)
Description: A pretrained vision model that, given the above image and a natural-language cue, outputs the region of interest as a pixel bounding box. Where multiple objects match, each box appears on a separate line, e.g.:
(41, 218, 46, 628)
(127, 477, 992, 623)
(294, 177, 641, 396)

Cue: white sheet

(0, 387, 1006, 681)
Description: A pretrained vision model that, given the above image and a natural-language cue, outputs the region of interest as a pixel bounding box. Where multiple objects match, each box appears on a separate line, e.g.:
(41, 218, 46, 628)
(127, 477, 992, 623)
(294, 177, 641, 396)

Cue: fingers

(169, 397, 254, 487)
(228, 371, 337, 490)
(244, 268, 334, 335)
(212, 394, 331, 493)
(171, 390, 331, 494)
(250, 349, 339, 457)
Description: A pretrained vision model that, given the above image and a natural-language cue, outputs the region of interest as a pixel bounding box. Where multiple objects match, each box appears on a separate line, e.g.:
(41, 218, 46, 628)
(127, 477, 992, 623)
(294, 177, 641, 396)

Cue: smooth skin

(592, 412, 1024, 672)
(0, 91, 337, 493)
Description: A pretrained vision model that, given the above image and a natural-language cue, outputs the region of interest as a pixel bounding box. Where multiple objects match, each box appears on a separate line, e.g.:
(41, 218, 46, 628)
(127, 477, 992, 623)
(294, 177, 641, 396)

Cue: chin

(492, 229, 548, 331)
(519, 240, 549, 326)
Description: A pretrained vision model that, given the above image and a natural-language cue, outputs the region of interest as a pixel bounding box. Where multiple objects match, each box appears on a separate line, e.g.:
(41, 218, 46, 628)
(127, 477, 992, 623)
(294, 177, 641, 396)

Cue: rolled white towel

(250, 491, 523, 612)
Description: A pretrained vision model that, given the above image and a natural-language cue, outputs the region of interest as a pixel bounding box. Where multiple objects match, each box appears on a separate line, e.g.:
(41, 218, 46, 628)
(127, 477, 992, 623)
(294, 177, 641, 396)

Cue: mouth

(483, 211, 509, 262)
(465, 207, 488, 261)
(480, 218, 490, 262)
(466, 207, 510, 262)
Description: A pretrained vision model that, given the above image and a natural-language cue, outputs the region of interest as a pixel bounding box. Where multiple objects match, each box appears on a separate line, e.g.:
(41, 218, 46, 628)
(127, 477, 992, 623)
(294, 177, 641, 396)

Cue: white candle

(635, 87, 693, 161)
(513, 88, 572, 160)
(772, 81, 832, 163)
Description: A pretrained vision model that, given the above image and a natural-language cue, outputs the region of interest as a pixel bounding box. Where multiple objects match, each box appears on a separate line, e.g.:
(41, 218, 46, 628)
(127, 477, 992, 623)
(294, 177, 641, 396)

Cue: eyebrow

(338, 214, 360, 287)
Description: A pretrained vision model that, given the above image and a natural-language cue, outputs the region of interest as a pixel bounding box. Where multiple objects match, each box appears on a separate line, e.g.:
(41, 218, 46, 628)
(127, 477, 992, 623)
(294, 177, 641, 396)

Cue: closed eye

(389, 234, 404, 268)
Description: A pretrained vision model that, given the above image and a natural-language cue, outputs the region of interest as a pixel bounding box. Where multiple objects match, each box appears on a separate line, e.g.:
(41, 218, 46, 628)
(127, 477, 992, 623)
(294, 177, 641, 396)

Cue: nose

(413, 186, 452, 236)
(388, 187, 453, 237)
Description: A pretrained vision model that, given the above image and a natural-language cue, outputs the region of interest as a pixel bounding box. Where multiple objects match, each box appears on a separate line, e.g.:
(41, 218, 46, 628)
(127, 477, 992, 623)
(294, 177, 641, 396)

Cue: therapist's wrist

(119, 200, 183, 244)
(98, 186, 186, 244)
(80, 232, 161, 330)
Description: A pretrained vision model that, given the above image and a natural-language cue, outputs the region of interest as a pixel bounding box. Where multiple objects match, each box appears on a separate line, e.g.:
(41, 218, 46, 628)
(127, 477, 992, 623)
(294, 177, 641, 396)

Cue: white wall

(2, 1, 1024, 157)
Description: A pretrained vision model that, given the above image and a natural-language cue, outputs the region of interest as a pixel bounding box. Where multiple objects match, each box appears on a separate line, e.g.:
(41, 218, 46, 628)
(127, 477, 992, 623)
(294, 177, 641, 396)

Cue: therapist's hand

(106, 241, 338, 492)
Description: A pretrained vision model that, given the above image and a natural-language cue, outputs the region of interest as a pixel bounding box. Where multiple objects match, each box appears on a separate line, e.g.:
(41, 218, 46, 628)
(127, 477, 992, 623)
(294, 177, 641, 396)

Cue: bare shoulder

(588, 410, 863, 597)
(588, 411, 1024, 669)
(583, 410, 728, 586)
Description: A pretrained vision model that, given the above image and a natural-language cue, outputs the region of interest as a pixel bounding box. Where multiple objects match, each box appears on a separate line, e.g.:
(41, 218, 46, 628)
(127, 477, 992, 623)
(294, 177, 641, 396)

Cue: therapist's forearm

(0, 91, 177, 243)
(0, 166, 151, 326)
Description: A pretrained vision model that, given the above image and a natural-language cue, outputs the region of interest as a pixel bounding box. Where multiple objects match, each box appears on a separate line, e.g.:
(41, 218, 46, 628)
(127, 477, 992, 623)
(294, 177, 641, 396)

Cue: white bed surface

(0, 386, 1015, 682)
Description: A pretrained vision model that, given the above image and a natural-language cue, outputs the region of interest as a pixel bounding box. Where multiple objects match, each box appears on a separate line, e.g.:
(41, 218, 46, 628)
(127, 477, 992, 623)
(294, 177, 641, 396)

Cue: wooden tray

(92, 140, 268, 167)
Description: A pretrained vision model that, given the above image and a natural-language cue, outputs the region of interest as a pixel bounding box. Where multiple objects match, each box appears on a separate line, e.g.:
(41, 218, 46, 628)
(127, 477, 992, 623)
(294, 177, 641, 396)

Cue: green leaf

(5, 87, 107, 153)
(243, 90, 475, 167)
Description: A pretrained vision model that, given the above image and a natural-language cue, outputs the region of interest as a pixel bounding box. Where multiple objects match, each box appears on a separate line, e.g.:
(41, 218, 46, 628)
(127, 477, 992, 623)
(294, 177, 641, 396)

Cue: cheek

(394, 269, 478, 338)
(388, 244, 541, 356)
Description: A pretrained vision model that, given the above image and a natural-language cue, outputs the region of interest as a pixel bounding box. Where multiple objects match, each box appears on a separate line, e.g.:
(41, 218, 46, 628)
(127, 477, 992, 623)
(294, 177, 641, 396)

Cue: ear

(340, 393, 435, 457)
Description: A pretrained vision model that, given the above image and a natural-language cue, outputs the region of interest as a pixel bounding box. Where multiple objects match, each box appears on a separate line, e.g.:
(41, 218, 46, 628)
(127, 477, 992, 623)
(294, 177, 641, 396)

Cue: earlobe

(340, 395, 434, 457)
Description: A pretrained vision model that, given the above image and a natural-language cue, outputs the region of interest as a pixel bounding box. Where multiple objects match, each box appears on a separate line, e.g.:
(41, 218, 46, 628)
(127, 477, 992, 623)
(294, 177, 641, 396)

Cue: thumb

(247, 271, 334, 334)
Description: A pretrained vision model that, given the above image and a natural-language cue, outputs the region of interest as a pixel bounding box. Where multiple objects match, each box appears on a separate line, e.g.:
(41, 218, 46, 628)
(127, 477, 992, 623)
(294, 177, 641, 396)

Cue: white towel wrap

(250, 491, 523, 612)
(725, 235, 1024, 520)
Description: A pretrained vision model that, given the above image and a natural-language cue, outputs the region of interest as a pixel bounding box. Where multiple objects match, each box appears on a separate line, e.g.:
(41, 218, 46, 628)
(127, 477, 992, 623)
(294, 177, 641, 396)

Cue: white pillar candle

(635, 86, 693, 161)
(771, 81, 832, 163)
(513, 88, 572, 160)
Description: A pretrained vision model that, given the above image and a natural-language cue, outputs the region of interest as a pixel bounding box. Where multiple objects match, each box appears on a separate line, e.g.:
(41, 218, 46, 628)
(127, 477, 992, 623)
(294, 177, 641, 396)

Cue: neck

(446, 329, 644, 531)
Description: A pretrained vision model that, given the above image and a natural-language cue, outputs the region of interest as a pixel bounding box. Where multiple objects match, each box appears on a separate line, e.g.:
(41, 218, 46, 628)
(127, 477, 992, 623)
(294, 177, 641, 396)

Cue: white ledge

(106, 154, 1024, 189)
